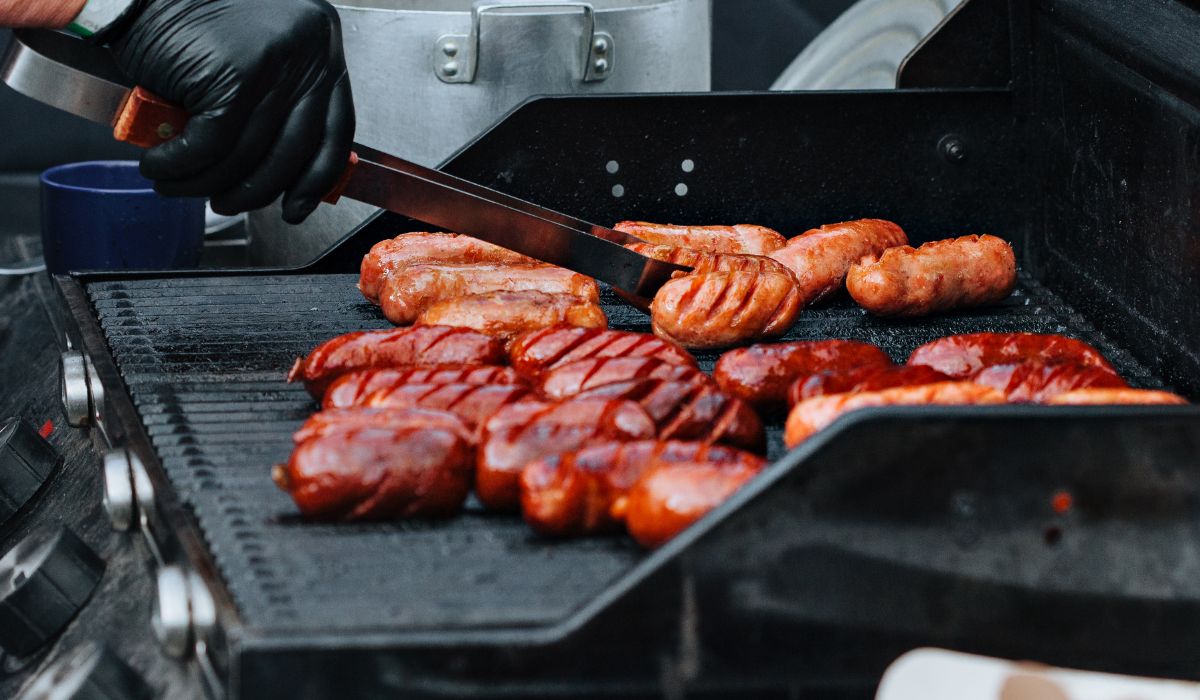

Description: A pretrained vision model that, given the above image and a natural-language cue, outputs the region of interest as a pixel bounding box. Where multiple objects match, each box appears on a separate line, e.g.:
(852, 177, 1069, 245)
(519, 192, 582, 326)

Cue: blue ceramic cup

(40, 161, 205, 274)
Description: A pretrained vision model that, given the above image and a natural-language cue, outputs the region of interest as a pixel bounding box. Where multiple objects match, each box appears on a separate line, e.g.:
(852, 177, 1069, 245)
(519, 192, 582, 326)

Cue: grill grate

(87, 272, 1162, 635)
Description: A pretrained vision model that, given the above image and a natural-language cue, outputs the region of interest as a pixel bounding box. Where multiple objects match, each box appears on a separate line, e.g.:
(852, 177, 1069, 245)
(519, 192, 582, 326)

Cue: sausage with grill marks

(650, 269, 803, 350)
(520, 440, 765, 537)
(968, 361, 1127, 402)
(359, 232, 537, 303)
(1044, 388, 1187, 405)
(287, 326, 507, 398)
(537, 357, 711, 401)
(322, 365, 526, 409)
(362, 382, 533, 435)
(293, 407, 472, 445)
(508, 326, 695, 380)
(477, 399, 657, 511)
(614, 221, 787, 255)
(788, 364, 952, 405)
(907, 332, 1116, 378)
(622, 461, 764, 549)
(416, 290, 607, 343)
(769, 219, 909, 305)
(714, 340, 894, 410)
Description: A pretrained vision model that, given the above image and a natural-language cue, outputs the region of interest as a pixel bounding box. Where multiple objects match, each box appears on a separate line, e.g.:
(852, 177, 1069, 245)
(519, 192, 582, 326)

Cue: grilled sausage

(322, 365, 526, 409)
(788, 364, 952, 404)
(626, 243, 793, 275)
(477, 399, 657, 510)
(907, 332, 1116, 378)
(359, 232, 536, 303)
(273, 424, 474, 521)
(288, 326, 507, 398)
(622, 461, 763, 549)
(768, 219, 908, 305)
(784, 381, 1006, 447)
(416, 290, 607, 343)
(508, 326, 696, 380)
(968, 361, 1127, 402)
(846, 234, 1017, 317)
(362, 382, 533, 434)
(651, 270, 803, 350)
(520, 440, 765, 537)
(1044, 388, 1188, 405)
(714, 340, 894, 410)
(537, 357, 711, 401)
(379, 263, 601, 325)
(573, 379, 765, 453)
(614, 221, 787, 255)
(293, 407, 472, 445)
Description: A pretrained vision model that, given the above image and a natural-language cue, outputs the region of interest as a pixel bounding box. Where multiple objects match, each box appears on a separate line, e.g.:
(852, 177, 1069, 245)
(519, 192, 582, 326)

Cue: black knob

(0, 419, 61, 526)
(16, 643, 151, 700)
(0, 527, 105, 657)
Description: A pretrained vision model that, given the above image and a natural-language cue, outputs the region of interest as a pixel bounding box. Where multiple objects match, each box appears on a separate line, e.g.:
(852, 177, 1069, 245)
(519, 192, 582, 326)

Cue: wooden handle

(113, 87, 190, 148)
(322, 151, 359, 205)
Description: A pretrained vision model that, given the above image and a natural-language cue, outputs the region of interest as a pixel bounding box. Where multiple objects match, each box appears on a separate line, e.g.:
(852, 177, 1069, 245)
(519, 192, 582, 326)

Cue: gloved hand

(104, 0, 355, 224)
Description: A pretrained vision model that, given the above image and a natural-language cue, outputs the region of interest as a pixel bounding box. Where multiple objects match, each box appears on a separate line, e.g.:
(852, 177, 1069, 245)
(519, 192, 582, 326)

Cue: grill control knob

(0, 527, 105, 657)
(16, 643, 152, 700)
(0, 419, 61, 526)
(152, 566, 217, 660)
(60, 352, 91, 428)
(101, 450, 134, 532)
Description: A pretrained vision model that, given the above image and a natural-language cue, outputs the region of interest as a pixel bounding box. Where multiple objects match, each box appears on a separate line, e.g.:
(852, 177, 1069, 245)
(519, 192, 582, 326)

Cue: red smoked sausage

(650, 269, 802, 350)
(362, 382, 533, 435)
(416, 290, 607, 342)
(537, 357, 710, 401)
(769, 218, 908, 305)
(359, 232, 536, 303)
(322, 365, 526, 409)
(968, 361, 1127, 402)
(1045, 388, 1187, 405)
(623, 461, 763, 549)
(788, 364, 952, 404)
(614, 221, 787, 255)
(907, 332, 1116, 378)
(714, 340, 894, 410)
(507, 326, 696, 380)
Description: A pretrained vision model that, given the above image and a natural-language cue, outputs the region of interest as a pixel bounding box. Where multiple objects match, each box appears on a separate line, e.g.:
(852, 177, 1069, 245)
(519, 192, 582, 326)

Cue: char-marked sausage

(508, 326, 695, 380)
(614, 221, 786, 255)
(769, 219, 908, 305)
(650, 269, 802, 350)
(322, 365, 526, 409)
(788, 364, 951, 405)
(362, 382, 533, 434)
(293, 407, 472, 445)
(907, 332, 1116, 378)
(969, 361, 1127, 402)
(537, 357, 710, 401)
(416, 290, 607, 342)
(714, 340, 894, 410)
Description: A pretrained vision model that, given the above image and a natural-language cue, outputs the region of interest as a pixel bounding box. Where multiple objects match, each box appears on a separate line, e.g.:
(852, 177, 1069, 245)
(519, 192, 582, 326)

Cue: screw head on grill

(0, 419, 61, 527)
(15, 642, 152, 700)
(0, 527, 105, 657)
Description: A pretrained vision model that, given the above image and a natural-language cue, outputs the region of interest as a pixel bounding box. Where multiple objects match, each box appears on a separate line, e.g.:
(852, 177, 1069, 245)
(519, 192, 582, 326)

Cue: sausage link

(379, 263, 600, 325)
(1044, 388, 1187, 405)
(287, 326, 507, 398)
(416, 290, 607, 343)
(846, 234, 1017, 317)
(650, 270, 802, 350)
(769, 219, 908, 305)
(477, 399, 657, 511)
(627, 243, 794, 276)
(623, 461, 763, 549)
(788, 364, 952, 405)
(359, 232, 536, 303)
(362, 382, 533, 434)
(322, 365, 526, 409)
(614, 221, 786, 255)
(537, 357, 711, 401)
(969, 361, 1127, 402)
(907, 332, 1116, 378)
(714, 340, 894, 410)
(508, 326, 695, 380)
(520, 440, 765, 537)
(784, 381, 1006, 447)
(293, 407, 472, 445)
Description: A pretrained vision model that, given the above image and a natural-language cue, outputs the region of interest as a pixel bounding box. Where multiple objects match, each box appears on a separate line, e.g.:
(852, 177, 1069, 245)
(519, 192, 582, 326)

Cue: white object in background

(877, 648, 1200, 700)
(771, 0, 962, 91)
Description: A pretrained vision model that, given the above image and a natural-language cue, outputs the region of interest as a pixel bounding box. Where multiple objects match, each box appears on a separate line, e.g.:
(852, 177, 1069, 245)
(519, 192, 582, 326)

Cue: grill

(55, 0, 1200, 697)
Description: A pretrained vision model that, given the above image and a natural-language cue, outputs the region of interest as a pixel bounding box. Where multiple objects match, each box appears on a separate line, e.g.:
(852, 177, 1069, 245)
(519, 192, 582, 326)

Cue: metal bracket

(435, 1, 613, 84)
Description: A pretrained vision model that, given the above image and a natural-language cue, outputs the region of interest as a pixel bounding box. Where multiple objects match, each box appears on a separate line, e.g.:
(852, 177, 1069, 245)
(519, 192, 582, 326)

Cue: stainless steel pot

(248, 0, 711, 266)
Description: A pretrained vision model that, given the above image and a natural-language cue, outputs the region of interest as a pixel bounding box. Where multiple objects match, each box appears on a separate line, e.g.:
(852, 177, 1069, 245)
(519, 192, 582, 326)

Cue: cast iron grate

(86, 272, 1162, 634)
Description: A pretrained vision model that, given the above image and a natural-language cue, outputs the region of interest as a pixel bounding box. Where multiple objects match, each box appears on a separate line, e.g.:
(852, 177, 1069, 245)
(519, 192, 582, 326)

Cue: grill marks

(362, 383, 533, 432)
(507, 327, 695, 379)
(650, 270, 803, 350)
(323, 365, 526, 409)
(537, 357, 710, 401)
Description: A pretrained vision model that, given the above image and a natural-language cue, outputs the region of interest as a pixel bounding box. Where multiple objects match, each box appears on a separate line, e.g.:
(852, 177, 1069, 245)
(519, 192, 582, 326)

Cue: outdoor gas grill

(47, 0, 1200, 697)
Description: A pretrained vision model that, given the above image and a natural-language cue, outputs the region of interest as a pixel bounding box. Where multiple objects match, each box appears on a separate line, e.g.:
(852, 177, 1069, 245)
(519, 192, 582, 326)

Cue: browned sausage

(476, 399, 657, 510)
(292, 407, 473, 445)
(520, 440, 765, 537)
(714, 340, 894, 410)
(287, 326, 507, 398)
(379, 263, 600, 325)
(361, 382, 533, 435)
(788, 364, 952, 404)
(626, 243, 794, 275)
(572, 378, 764, 453)
(784, 381, 1006, 447)
(1044, 388, 1187, 405)
(508, 326, 696, 380)
(846, 234, 1017, 317)
(650, 270, 802, 350)
(359, 232, 536, 303)
(968, 361, 1127, 402)
(622, 461, 764, 549)
(537, 357, 711, 401)
(907, 333, 1116, 378)
(614, 221, 787, 255)
(416, 290, 607, 343)
(322, 365, 526, 409)
(768, 219, 908, 305)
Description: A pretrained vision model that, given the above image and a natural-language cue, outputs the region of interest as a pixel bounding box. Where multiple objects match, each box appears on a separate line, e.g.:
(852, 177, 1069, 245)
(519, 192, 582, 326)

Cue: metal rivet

(593, 58, 609, 74)
(593, 37, 609, 54)
(157, 123, 174, 139)
(441, 61, 460, 77)
(442, 42, 459, 57)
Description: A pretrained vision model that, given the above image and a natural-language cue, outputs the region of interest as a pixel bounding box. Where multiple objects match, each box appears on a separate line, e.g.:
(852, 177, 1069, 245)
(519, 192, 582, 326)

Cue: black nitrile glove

(105, 0, 355, 224)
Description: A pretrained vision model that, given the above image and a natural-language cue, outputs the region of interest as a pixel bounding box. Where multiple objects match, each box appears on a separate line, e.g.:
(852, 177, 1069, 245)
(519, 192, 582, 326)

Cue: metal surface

(60, 352, 90, 428)
(101, 450, 134, 533)
(0, 30, 130, 130)
(0, 419, 59, 526)
(897, 0, 1014, 88)
(151, 566, 191, 660)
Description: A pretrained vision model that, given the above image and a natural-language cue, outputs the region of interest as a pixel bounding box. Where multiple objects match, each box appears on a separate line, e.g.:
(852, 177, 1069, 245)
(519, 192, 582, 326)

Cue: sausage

(907, 332, 1116, 378)
(379, 263, 600, 325)
(573, 378, 765, 453)
(784, 381, 1006, 447)
(322, 365, 526, 409)
(714, 340, 894, 410)
(537, 357, 711, 401)
(361, 382, 533, 434)
(273, 424, 474, 521)
(650, 270, 802, 350)
(788, 364, 952, 404)
(359, 232, 536, 303)
(626, 243, 794, 275)
(520, 440, 765, 537)
(968, 361, 1127, 402)
(416, 290, 607, 343)
(622, 461, 763, 549)
(293, 407, 472, 445)
(846, 234, 1017, 317)
(287, 326, 507, 398)
(614, 221, 787, 255)
(508, 326, 696, 380)
(768, 219, 908, 305)
(1044, 388, 1187, 405)
(476, 399, 657, 510)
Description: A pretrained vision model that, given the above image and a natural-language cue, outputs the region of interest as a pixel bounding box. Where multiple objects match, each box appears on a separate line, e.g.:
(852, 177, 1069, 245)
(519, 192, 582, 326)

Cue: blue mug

(40, 161, 205, 274)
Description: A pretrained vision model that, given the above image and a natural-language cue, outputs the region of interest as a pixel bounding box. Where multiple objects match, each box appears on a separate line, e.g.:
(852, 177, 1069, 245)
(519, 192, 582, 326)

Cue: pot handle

(434, 1, 613, 84)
